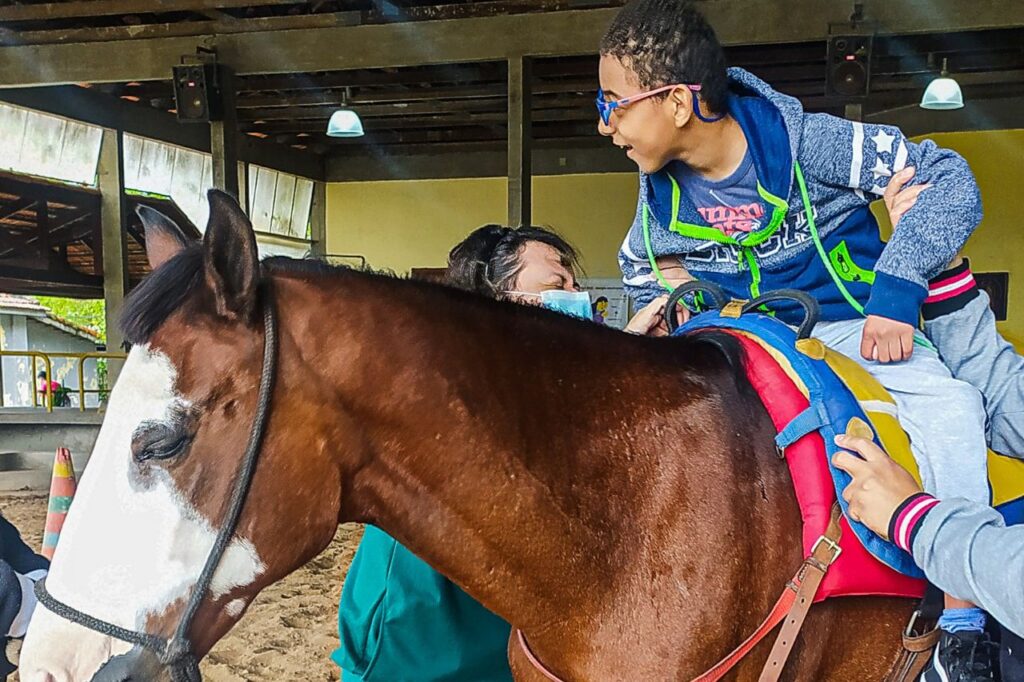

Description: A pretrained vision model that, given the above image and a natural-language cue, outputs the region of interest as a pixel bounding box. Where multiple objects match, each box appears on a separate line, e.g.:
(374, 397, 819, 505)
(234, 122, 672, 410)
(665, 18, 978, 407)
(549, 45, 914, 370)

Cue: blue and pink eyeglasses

(596, 84, 724, 125)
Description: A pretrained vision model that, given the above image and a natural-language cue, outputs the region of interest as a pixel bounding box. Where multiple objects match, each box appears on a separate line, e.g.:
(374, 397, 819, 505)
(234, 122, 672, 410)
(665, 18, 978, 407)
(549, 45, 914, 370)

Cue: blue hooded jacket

(618, 68, 983, 326)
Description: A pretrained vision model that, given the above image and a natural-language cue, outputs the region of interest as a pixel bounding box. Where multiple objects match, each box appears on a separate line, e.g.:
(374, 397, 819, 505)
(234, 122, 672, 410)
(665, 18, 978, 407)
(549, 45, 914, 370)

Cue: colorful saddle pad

(675, 309, 1024, 600)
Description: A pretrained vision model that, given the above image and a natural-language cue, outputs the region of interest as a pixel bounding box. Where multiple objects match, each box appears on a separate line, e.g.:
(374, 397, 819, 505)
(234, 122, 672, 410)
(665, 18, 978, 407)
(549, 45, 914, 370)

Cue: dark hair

(121, 244, 205, 345)
(445, 225, 581, 298)
(600, 0, 729, 115)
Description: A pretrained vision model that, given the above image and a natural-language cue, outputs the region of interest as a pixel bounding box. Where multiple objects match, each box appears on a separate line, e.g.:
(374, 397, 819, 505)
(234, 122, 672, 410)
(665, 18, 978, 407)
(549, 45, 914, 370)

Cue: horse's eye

(131, 421, 190, 462)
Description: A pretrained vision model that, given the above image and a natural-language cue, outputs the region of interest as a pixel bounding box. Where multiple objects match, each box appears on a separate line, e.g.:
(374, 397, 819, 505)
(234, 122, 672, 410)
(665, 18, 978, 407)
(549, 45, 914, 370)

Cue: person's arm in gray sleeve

(834, 436, 1024, 637)
(890, 493, 1024, 637)
(922, 260, 1024, 456)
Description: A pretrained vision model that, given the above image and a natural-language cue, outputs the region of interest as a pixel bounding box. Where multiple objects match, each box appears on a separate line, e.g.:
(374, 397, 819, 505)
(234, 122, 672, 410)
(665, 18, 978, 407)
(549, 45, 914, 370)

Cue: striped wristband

(888, 492, 941, 553)
(922, 260, 979, 320)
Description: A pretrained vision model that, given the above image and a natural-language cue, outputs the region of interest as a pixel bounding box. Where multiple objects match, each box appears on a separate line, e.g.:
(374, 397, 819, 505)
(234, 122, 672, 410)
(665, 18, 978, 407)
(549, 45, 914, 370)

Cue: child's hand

(861, 315, 916, 363)
(883, 166, 931, 227)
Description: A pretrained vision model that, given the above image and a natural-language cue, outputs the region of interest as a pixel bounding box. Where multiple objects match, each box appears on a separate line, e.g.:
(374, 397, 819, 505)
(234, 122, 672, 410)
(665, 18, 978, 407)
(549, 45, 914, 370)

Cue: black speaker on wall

(172, 63, 223, 123)
(975, 272, 1010, 322)
(827, 34, 873, 98)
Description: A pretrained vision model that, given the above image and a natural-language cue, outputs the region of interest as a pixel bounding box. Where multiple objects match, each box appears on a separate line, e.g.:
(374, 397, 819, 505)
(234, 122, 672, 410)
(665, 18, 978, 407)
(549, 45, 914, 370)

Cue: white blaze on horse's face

(20, 345, 266, 681)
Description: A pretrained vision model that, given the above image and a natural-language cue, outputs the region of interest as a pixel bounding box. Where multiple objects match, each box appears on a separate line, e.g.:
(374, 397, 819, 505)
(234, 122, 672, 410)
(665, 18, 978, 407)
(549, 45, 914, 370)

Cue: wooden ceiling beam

(246, 107, 594, 135)
(240, 93, 594, 120)
(3, 1, 1020, 86)
(198, 8, 239, 22)
(323, 119, 597, 146)
(0, 172, 101, 207)
(866, 95, 1024, 136)
(0, 197, 38, 222)
(0, 264, 104, 299)
(235, 63, 508, 93)
(0, 205, 97, 259)
(0, 0, 299, 23)
(0, 11, 362, 46)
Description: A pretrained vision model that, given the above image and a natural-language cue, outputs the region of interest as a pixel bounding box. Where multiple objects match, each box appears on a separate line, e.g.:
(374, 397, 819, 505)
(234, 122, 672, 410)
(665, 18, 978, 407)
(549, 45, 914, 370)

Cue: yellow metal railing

(0, 350, 127, 412)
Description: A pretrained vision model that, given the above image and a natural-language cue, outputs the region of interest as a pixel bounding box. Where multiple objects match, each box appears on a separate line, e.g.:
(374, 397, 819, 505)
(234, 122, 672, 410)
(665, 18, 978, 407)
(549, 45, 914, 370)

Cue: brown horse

(20, 191, 913, 681)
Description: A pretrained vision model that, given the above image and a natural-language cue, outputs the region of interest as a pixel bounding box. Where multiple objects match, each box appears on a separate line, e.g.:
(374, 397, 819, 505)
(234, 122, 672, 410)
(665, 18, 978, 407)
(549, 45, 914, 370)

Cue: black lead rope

(33, 584, 169, 654)
(35, 288, 279, 682)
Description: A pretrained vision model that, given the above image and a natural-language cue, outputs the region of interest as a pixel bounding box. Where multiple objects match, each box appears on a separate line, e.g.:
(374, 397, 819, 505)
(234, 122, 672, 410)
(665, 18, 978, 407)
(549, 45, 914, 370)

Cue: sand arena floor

(3, 493, 363, 681)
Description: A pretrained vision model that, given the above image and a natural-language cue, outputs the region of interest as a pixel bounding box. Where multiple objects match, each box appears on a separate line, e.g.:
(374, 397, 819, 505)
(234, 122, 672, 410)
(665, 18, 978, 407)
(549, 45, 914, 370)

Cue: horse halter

(34, 291, 279, 682)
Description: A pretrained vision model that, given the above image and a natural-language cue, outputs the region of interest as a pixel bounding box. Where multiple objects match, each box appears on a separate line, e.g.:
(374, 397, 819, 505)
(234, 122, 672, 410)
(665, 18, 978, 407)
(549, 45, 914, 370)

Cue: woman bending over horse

(333, 224, 587, 682)
(334, 222, 707, 681)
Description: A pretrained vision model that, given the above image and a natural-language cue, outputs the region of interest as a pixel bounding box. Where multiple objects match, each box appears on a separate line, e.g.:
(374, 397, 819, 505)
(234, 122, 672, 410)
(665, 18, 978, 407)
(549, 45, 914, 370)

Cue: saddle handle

(741, 289, 821, 340)
(664, 281, 729, 334)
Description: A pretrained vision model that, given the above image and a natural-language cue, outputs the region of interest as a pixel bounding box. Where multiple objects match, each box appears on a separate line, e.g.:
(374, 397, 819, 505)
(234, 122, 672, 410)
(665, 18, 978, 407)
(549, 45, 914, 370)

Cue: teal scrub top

(333, 526, 514, 682)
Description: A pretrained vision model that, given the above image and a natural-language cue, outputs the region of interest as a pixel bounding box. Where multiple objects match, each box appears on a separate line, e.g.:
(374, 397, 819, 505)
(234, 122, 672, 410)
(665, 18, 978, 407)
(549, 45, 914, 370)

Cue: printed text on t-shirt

(696, 202, 765, 236)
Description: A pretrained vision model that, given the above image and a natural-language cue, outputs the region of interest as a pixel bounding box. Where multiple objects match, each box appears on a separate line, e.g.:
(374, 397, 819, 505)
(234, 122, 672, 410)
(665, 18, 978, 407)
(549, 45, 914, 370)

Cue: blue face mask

(539, 290, 593, 321)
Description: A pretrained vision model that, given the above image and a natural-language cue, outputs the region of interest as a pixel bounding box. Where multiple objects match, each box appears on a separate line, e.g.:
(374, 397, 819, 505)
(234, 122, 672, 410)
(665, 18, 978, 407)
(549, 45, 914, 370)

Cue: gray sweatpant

(813, 318, 990, 504)
(925, 291, 1024, 457)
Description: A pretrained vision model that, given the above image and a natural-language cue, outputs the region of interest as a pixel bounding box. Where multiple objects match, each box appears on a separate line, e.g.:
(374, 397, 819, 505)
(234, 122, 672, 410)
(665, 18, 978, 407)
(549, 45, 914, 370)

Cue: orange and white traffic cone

(41, 447, 77, 560)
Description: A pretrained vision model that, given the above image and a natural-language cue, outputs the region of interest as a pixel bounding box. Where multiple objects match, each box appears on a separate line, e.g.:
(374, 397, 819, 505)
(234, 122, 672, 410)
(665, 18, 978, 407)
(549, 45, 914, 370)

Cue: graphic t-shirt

(673, 149, 764, 237)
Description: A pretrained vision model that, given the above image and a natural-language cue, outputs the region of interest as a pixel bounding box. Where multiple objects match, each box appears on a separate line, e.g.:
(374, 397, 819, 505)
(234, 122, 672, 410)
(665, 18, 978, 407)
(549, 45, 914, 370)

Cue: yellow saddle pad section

(825, 344, 1024, 519)
(741, 331, 1024, 520)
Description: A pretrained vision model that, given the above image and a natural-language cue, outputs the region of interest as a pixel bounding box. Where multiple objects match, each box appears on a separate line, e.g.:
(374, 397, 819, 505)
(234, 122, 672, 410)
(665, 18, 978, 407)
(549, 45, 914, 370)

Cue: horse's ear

(137, 205, 189, 271)
(203, 189, 259, 322)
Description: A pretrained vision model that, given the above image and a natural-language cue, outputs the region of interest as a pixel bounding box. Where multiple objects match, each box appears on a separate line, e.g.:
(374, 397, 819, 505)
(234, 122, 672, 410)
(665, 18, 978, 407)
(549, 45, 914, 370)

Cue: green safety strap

(644, 198, 763, 307)
(642, 202, 674, 292)
(749, 182, 790, 248)
(654, 174, 782, 301)
(794, 162, 934, 350)
(794, 161, 866, 315)
(666, 175, 738, 245)
(640, 162, 934, 349)
(641, 203, 705, 310)
(665, 174, 789, 248)
(739, 249, 761, 298)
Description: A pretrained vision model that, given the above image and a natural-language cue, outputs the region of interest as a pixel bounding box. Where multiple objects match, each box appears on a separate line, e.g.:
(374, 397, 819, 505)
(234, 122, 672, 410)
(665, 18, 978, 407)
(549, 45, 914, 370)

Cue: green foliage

(33, 297, 106, 342)
(96, 358, 110, 403)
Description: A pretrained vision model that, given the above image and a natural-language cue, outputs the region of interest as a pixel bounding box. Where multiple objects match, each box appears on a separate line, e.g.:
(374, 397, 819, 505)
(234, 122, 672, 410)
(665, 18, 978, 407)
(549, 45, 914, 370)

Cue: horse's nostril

(88, 646, 168, 682)
(89, 650, 139, 682)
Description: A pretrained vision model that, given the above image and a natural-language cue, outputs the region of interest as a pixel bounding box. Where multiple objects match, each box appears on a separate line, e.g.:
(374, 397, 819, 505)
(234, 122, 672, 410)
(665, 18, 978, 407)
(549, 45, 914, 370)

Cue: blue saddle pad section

(676, 310, 924, 579)
(998, 497, 1024, 526)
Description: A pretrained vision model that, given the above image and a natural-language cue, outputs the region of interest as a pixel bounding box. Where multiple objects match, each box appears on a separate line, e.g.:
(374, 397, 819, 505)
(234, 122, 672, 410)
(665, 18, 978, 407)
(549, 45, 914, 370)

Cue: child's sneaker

(921, 629, 997, 682)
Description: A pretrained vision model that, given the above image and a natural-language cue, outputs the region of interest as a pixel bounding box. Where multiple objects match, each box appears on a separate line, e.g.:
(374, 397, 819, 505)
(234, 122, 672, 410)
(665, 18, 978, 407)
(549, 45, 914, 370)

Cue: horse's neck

(279, 274, 786, 673)
(308, 282, 633, 627)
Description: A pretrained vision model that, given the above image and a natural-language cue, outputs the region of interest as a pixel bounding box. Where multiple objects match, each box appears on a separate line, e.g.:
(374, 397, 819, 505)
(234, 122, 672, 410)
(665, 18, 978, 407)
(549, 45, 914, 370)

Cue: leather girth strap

(518, 504, 845, 682)
(756, 503, 844, 682)
(882, 613, 941, 682)
(691, 503, 844, 682)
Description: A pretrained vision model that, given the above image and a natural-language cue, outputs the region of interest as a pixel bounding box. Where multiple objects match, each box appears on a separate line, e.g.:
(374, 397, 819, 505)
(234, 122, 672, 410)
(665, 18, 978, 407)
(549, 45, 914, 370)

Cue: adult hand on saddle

(625, 294, 690, 336)
(861, 315, 915, 363)
(831, 434, 924, 540)
(883, 166, 931, 228)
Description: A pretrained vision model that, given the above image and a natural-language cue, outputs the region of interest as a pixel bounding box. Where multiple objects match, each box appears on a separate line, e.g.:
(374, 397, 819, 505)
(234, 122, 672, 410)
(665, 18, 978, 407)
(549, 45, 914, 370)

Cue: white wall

(1, 313, 31, 407)
(26, 320, 102, 408)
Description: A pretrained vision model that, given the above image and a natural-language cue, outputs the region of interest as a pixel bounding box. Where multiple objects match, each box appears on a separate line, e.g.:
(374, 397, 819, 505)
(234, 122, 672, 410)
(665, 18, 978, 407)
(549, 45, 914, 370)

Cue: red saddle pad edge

(730, 332, 925, 602)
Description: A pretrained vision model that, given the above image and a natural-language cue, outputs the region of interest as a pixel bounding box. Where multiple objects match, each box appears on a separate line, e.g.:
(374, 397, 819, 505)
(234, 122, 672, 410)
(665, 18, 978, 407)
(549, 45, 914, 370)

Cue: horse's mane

(263, 255, 399, 279)
(122, 244, 205, 345)
(121, 250, 397, 345)
(121, 251, 755, 408)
